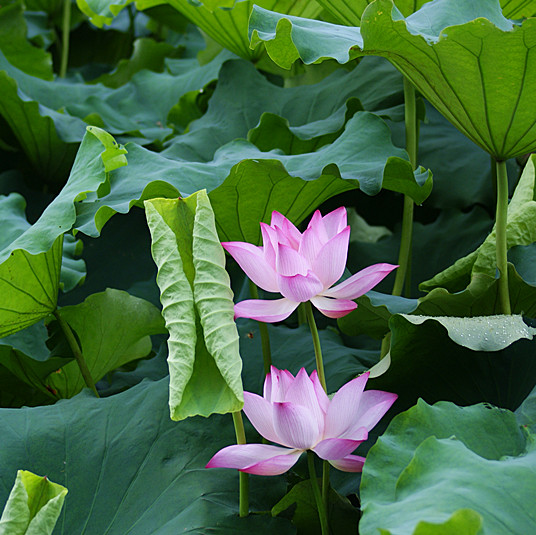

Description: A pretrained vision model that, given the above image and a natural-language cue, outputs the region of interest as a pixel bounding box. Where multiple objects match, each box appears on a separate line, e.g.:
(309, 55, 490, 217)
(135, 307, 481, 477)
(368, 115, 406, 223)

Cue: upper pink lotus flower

(206, 367, 397, 475)
(222, 207, 397, 322)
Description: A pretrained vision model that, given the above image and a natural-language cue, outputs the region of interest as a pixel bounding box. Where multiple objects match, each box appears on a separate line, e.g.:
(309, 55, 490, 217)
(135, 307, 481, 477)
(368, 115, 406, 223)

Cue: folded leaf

(145, 191, 243, 420)
(0, 470, 67, 535)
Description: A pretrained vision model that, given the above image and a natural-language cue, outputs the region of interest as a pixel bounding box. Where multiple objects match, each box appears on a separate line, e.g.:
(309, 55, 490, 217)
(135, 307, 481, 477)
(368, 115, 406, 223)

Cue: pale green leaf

(145, 192, 243, 420)
(0, 470, 67, 535)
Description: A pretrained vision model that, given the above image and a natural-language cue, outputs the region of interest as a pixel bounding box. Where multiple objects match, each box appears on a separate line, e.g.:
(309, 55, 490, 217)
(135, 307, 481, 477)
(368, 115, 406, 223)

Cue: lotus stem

(495, 159, 511, 315)
(322, 461, 330, 508)
(305, 301, 327, 392)
(53, 309, 99, 397)
(248, 281, 272, 375)
(232, 411, 249, 517)
(391, 78, 418, 298)
(60, 0, 71, 78)
(307, 451, 329, 535)
(381, 78, 418, 359)
(297, 303, 307, 326)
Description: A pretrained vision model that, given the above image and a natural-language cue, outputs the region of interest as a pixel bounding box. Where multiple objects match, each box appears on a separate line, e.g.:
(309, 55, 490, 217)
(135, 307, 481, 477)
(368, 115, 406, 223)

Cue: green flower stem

(248, 281, 272, 375)
(297, 303, 307, 326)
(391, 195, 415, 298)
(59, 0, 71, 78)
(391, 78, 418, 298)
(307, 451, 329, 535)
(381, 78, 418, 359)
(322, 461, 330, 507)
(305, 301, 327, 392)
(52, 309, 99, 397)
(232, 411, 249, 517)
(495, 159, 511, 315)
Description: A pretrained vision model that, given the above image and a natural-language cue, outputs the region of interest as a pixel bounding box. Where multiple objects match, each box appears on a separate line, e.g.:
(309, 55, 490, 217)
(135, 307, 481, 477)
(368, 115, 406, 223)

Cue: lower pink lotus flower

(206, 367, 397, 475)
(222, 207, 397, 322)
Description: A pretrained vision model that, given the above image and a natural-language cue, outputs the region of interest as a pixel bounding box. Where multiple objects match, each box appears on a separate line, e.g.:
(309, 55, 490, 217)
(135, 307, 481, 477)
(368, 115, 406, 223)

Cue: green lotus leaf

(76, 0, 134, 27)
(501, 0, 536, 18)
(249, 6, 363, 69)
(162, 58, 404, 161)
(145, 192, 243, 420)
(0, 1, 53, 80)
(0, 232, 62, 338)
(0, 323, 68, 405)
(209, 160, 356, 244)
(0, 46, 229, 175)
(250, 0, 536, 159)
(0, 470, 67, 535)
(46, 288, 166, 398)
(0, 127, 125, 266)
(516, 383, 536, 432)
(0, 378, 294, 534)
(422, 154, 536, 293)
(75, 111, 431, 237)
(360, 0, 536, 159)
(360, 400, 536, 535)
(370, 312, 536, 410)
(148, 0, 322, 60)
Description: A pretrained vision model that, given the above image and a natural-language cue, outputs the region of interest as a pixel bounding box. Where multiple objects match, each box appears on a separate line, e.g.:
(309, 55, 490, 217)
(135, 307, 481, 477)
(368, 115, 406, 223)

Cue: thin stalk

(322, 461, 330, 508)
(248, 281, 272, 375)
(297, 303, 307, 326)
(59, 0, 71, 78)
(53, 310, 99, 397)
(304, 301, 327, 392)
(232, 411, 249, 517)
(391, 195, 414, 297)
(307, 451, 329, 535)
(495, 160, 511, 315)
(380, 78, 418, 359)
(391, 78, 418, 297)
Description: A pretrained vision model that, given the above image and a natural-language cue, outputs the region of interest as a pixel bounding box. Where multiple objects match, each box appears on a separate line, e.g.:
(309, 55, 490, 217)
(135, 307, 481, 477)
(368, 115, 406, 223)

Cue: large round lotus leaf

(360, 0, 536, 159)
(359, 400, 536, 535)
(148, 0, 323, 60)
(0, 378, 294, 534)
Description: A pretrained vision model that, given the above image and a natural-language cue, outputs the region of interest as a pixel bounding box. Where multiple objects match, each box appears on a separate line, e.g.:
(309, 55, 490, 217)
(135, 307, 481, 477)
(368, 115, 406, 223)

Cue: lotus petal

(243, 392, 279, 444)
(310, 295, 357, 318)
(206, 443, 302, 475)
(313, 436, 367, 460)
(312, 226, 350, 287)
(278, 271, 324, 302)
(273, 401, 320, 449)
(222, 241, 279, 292)
(324, 373, 369, 438)
(284, 368, 326, 431)
(328, 454, 366, 473)
(234, 298, 299, 322)
(323, 263, 398, 299)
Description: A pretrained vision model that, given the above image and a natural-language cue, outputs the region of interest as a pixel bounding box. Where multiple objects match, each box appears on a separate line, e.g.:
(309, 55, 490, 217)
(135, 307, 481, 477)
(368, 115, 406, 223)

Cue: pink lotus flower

(206, 367, 397, 475)
(222, 207, 397, 322)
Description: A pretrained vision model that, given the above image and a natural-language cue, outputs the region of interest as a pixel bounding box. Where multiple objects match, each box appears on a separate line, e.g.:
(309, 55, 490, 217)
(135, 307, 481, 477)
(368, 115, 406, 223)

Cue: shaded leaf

(422, 154, 536, 292)
(48, 288, 166, 398)
(0, 2, 53, 80)
(370, 313, 536, 410)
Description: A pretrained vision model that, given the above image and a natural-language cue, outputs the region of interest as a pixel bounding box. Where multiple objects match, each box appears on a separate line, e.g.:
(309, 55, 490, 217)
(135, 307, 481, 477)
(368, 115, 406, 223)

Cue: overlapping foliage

(1, 0, 536, 533)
